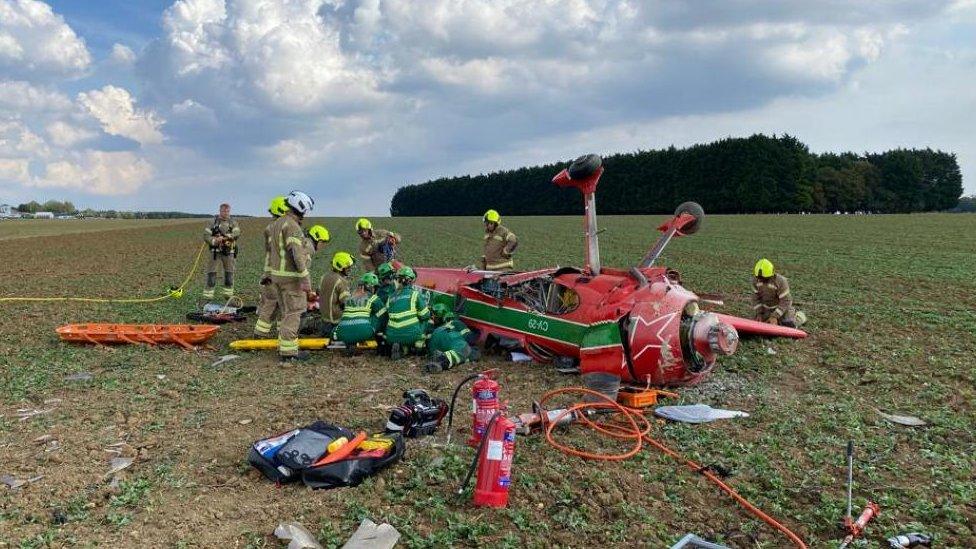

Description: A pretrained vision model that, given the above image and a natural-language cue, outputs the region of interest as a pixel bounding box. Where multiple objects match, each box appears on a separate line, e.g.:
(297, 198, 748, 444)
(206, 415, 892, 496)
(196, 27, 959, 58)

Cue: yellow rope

(0, 243, 208, 304)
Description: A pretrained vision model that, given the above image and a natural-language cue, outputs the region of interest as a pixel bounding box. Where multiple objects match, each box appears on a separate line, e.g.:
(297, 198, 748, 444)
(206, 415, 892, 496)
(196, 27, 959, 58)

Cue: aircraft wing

(714, 314, 807, 339)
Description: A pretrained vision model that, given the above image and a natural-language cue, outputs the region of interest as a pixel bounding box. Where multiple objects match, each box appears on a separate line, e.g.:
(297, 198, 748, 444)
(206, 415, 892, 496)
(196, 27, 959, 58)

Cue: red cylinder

(473, 413, 516, 508)
(468, 371, 499, 447)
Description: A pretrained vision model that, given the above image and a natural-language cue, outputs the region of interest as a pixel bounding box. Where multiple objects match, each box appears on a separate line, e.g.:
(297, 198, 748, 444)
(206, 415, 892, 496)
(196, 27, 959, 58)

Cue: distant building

(34, 211, 55, 219)
(0, 204, 21, 218)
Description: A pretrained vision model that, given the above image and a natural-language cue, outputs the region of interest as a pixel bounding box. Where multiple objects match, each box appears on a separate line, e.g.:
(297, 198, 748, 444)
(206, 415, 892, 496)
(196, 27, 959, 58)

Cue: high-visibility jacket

(266, 212, 308, 283)
(428, 319, 473, 366)
(334, 291, 387, 343)
(358, 229, 400, 271)
(302, 238, 316, 288)
(752, 274, 795, 322)
(385, 285, 429, 344)
(483, 224, 517, 270)
(204, 215, 241, 253)
(261, 219, 276, 275)
(319, 271, 351, 324)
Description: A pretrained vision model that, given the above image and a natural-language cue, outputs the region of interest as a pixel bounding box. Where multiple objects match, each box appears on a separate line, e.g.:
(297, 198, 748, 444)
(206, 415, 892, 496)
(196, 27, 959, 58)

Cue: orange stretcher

(56, 324, 219, 350)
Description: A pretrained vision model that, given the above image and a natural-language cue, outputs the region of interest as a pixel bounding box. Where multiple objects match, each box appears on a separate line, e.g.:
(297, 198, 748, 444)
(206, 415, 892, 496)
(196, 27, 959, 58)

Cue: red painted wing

(714, 314, 807, 339)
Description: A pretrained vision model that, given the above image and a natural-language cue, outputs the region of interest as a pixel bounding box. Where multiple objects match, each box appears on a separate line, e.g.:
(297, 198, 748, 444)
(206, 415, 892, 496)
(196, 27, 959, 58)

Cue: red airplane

(415, 154, 806, 393)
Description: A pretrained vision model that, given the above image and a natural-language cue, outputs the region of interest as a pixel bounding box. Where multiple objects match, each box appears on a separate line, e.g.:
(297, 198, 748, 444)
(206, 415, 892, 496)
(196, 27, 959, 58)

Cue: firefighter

(265, 190, 315, 361)
(334, 272, 387, 346)
(296, 224, 331, 335)
(375, 261, 399, 305)
(202, 203, 242, 300)
(385, 266, 429, 358)
(318, 251, 354, 337)
(423, 303, 478, 373)
(253, 196, 288, 338)
(481, 209, 517, 271)
(752, 259, 806, 328)
(356, 218, 402, 272)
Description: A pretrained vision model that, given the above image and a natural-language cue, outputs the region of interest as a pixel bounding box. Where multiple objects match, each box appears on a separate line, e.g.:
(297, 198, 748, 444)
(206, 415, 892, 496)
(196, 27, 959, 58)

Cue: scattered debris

(16, 408, 54, 422)
(33, 434, 55, 444)
(654, 404, 750, 423)
(876, 410, 927, 427)
(509, 352, 532, 362)
(886, 532, 932, 548)
(104, 457, 134, 478)
(65, 371, 94, 382)
(1, 475, 26, 490)
(274, 522, 322, 549)
(44, 398, 62, 405)
(1, 474, 43, 490)
(670, 533, 730, 549)
(766, 347, 777, 355)
(341, 518, 400, 549)
(239, 418, 253, 425)
(210, 354, 240, 368)
(156, 374, 167, 380)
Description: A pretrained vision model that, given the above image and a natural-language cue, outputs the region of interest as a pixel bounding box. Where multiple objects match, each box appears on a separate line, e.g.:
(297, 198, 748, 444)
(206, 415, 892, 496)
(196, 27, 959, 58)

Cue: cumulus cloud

(145, 0, 385, 115)
(0, 156, 29, 182)
(0, 0, 92, 78)
(110, 43, 137, 65)
(77, 85, 165, 145)
(3, 0, 972, 209)
(32, 150, 153, 195)
(45, 120, 96, 147)
(0, 80, 72, 112)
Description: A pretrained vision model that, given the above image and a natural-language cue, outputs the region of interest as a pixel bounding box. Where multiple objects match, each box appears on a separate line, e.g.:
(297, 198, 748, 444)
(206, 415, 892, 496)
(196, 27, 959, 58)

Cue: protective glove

(768, 317, 779, 326)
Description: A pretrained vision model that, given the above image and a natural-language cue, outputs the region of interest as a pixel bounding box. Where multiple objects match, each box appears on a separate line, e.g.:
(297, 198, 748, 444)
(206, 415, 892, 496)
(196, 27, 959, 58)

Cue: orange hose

(539, 387, 807, 549)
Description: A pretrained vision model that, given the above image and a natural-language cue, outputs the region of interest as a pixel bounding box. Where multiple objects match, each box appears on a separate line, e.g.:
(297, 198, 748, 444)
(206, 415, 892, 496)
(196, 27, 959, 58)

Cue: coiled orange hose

(539, 386, 807, 549)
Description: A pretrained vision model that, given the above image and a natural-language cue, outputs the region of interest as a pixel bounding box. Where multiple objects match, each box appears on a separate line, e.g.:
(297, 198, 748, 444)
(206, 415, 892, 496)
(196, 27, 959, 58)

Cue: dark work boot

(280, 350, 311, 363)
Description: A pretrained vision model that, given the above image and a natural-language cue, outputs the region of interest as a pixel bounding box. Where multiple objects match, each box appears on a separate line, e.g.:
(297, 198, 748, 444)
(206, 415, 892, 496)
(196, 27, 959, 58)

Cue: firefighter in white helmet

(265, 191, 315, 361)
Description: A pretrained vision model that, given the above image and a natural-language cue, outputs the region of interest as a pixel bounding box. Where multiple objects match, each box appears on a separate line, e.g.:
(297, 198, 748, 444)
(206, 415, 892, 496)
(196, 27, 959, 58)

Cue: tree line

(8, 200, 212, 219)
(390, 135, 963, 216)
(16, 200, 77, 215)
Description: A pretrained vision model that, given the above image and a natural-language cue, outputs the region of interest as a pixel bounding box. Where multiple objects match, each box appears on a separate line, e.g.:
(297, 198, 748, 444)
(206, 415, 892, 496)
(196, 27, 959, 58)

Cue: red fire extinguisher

(473, 411, 516, 508)
(468, 370, 500, 447)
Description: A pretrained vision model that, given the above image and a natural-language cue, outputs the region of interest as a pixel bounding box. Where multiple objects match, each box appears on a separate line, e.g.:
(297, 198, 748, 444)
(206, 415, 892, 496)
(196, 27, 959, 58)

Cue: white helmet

(286, 190, 314, 216)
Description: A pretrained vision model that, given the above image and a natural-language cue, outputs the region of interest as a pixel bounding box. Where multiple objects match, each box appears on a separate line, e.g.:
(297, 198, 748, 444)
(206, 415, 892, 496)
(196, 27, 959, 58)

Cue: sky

(0, 0, 974, 215)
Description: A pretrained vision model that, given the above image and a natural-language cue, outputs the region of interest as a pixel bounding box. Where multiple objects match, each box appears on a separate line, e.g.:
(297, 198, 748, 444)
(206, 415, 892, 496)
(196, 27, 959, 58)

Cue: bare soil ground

(1, 214, 974, 548)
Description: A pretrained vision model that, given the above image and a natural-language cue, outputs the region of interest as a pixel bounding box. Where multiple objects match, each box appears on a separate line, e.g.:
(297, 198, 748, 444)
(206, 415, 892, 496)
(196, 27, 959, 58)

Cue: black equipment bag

(301, 433, 405, 490)
(248, 421, 354, 483)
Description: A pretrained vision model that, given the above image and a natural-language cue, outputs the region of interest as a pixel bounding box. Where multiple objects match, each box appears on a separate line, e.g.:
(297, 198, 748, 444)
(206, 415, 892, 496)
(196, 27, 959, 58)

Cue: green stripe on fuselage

(425, 288, 621, 349)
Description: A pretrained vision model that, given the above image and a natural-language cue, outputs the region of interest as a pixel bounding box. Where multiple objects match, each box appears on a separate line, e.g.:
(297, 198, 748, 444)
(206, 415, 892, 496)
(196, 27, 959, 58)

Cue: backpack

(247, 421, 353, 483)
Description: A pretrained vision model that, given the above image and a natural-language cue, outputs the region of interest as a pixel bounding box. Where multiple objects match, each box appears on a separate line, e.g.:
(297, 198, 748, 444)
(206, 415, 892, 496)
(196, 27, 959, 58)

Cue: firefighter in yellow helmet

(752, 259, 806, 327)
(253, 196, 288, 338)
(318, 251, 355, 336)
(202, 202, 242, 300)
(356, 218, 402, 272)
(296, 225, 331, 336)
(481, 209, 517, 271)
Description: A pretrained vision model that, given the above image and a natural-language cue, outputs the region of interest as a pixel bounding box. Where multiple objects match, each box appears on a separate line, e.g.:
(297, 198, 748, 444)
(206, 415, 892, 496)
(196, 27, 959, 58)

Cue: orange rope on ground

(539, 386, 808, 549)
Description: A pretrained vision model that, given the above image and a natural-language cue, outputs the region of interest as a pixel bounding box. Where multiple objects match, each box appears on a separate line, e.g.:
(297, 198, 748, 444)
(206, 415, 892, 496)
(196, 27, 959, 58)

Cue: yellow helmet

(268, 196, 288, 217)
(308, 225, 330, 243)
(356, 218, 372, 231)
(332, 251, 355, 271)
(483, 209, 500, 224)
(754, 258, 775, 278)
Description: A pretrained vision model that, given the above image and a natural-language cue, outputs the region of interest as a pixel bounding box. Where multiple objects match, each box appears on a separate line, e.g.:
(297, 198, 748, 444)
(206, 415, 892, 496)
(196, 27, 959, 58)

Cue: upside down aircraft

(415, 154, 806, 393)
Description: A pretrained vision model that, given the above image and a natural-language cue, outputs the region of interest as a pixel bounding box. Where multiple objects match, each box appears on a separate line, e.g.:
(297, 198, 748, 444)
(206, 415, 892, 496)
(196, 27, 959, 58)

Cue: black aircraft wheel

(567, 153, 603, 180)
(674, 201, 705, 235)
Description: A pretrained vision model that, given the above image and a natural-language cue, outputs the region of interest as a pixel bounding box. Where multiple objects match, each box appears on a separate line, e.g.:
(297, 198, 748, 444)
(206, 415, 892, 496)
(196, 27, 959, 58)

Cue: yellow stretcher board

(229, 338, 378, 351)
